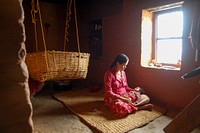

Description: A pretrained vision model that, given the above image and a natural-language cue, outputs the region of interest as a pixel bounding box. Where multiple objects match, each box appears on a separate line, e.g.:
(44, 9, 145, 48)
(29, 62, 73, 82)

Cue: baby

(134, 87, 145, 94)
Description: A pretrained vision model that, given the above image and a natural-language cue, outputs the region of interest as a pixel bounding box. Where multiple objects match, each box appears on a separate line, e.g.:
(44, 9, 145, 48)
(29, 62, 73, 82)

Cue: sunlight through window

(156, 11, 183, 64)
(141, 2, 184, 70)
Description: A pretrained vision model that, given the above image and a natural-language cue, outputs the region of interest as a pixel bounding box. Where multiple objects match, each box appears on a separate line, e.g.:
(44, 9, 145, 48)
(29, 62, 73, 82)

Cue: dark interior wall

(23, 0, 67, 53)
(23, 0, 200, 110)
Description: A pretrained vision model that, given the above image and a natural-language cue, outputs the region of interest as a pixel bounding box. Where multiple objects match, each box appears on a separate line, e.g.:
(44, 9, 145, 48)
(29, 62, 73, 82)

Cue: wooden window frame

(141, 2, 183, 70)
(152, 7, 183, 68)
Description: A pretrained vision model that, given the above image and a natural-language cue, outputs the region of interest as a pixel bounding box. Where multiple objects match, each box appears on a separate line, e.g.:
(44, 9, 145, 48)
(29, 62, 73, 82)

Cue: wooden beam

(164, 94, 200, 133)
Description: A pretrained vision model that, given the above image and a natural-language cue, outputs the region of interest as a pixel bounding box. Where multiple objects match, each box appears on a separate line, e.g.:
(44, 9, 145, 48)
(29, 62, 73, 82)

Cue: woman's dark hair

(110, 53, 129, 68)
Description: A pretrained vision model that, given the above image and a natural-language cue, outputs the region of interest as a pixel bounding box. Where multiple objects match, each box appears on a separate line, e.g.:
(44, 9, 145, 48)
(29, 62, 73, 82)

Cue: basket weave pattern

(25, 50, 90, 82)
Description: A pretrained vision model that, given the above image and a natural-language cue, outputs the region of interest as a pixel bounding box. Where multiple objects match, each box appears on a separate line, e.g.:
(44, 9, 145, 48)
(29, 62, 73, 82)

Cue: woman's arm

(121, 71, 134, 91)
(104, 71, 121, 99)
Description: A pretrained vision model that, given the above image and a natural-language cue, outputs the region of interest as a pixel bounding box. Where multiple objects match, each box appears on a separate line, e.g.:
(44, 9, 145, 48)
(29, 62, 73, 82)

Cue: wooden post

(164, 94, 200, 133)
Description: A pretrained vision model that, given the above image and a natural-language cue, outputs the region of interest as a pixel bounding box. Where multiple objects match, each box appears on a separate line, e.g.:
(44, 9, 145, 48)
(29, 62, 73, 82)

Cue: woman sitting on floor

(104, 53, 153, 117)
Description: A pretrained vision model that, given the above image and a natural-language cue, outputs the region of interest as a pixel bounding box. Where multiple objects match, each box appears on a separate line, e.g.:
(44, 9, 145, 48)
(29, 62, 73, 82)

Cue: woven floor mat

(54, 88, 167, 133)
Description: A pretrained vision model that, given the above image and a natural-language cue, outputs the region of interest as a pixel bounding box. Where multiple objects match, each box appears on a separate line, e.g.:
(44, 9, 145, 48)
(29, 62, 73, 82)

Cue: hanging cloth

(26, 0, 90, 82)
(188, 0, 200, 62)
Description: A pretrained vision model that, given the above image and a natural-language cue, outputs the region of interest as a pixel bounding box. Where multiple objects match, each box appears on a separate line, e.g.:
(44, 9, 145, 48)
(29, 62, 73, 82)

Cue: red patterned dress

(104, 68, 141, 117)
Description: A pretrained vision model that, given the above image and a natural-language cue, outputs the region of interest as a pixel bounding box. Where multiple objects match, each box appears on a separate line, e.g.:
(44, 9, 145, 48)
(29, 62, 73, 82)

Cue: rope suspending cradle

(25, 0, 90, 82)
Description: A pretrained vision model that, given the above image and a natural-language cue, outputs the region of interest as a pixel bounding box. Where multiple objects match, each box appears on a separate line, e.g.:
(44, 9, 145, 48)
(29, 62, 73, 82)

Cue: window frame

(153, 7, 183, 67)
(140, 2, 184, 70)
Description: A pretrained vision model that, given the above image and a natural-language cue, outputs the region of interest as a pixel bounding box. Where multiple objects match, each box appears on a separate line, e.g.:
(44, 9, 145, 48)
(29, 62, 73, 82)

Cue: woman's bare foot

(138, 103, 154, 111)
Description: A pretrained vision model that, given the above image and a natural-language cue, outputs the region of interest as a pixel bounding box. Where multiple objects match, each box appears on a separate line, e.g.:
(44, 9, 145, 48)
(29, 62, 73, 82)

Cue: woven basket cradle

(25, 50, 90, 82)
(27, 0, 90, 82)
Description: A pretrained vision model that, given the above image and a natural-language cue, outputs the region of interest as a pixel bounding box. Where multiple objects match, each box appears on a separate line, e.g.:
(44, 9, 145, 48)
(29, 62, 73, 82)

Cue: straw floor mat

(54, 88, 166, 133)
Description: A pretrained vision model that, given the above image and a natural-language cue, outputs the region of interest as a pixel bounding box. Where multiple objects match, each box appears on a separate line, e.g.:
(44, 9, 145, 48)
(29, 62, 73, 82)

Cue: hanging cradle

(25, 0, 90, 82)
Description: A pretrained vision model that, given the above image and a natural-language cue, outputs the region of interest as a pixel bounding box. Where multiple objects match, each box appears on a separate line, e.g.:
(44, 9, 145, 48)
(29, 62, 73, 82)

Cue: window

(141, 2, 184, 70)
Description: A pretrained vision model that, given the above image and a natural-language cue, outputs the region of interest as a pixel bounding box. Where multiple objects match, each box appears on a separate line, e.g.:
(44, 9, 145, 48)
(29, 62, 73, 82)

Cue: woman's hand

(119, 95, 132, 103)
(119, 94, 140, 106)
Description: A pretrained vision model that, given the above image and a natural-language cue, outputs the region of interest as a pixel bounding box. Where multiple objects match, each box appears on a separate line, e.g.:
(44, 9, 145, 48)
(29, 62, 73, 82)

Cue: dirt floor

(31, 82, 200, 133)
